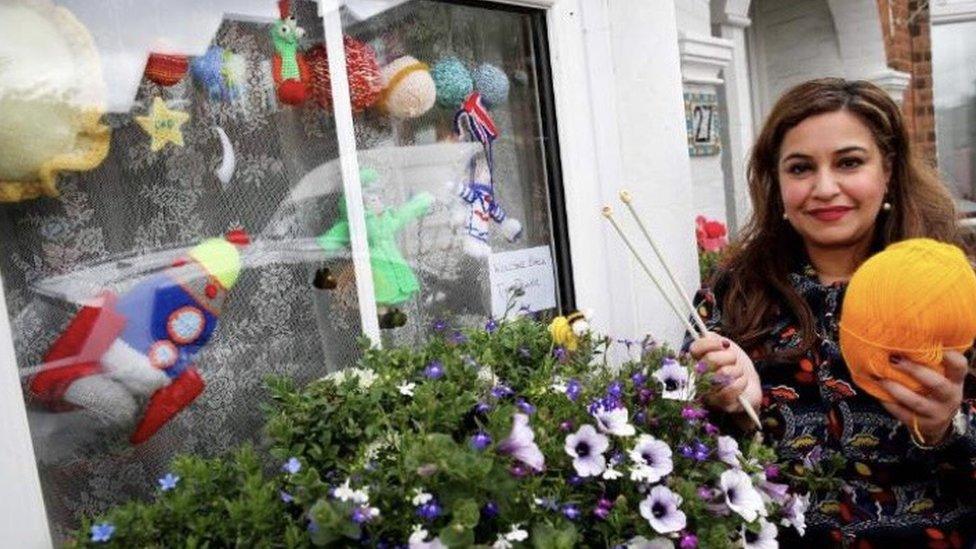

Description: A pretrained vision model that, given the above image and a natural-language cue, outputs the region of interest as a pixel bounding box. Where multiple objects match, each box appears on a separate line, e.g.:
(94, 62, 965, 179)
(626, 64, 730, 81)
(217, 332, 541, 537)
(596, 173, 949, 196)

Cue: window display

(0, 0, 569, 539)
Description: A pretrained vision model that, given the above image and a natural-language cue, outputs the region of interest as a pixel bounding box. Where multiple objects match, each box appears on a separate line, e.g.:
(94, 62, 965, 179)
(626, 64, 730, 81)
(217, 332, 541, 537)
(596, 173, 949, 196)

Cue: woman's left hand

(878, 350, 968, 446)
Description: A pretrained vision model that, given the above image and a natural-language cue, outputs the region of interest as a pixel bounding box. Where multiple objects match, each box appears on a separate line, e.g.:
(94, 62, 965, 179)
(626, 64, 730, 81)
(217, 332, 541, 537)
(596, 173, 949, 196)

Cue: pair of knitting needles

(602, 191, 763, 431)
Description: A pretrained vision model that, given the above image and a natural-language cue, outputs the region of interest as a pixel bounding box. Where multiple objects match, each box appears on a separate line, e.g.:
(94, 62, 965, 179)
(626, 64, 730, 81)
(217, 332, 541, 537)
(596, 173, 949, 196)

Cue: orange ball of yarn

(839, 238, 976, 402)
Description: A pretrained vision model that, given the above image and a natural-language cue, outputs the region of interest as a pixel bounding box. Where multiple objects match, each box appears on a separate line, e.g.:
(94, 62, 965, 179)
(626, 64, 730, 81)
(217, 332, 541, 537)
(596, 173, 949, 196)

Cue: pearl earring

(782, 212, 788, 220)
(882, 201, 892, 211)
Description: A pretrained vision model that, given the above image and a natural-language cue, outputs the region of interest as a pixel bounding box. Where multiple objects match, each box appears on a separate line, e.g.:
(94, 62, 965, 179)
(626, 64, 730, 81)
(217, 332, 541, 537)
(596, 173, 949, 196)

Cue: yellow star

(135, 97, 190, 151)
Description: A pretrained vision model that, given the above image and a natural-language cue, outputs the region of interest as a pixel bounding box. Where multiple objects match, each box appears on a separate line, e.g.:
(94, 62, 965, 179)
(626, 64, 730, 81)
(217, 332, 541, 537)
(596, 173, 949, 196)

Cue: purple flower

(782, 494, 810, 537)
(559, 420, 574, 432)
(717, 436, 741, 467)
(593, 405, 636, 437)
(565, 424, 609, 477)
(635, 411, 647, 425)
(704, 422, 720, 436)
(692, 441, 710, 461)
(553, 346, 567, 361)
(516, 398, 536, 415)
(597, 497, 614, 509)
(681, 407, 708, 421)
(280, 490, 294, 503)
(593, 506, 610, 520)
(158, 472, 179, 491)
(764, 464, 780, 479)
(566, 379, 582, 401)
(417, 500, 443, 522)
(282, 457, 301, 474)
(631, 372, 647, 387)
(653, 358, 693, 400)
(475, 401, 493, 414)
(697, 487, 715, 500)
(567, 474, 585, 486)
(432, 319, 447, 332)
(482, 501, 499, 519)
(803, 446, 824, 468)
(637, 388, 654, 404)
(424, 361, 445, 379)
(351, 506, 378, 524)
(498, 413, 545, 472)
(629, 435, 674, 483)
(759, 479, 791, 505)
(639, 485, 687, 534)
(485, 319, 499, 332)
(607, 380, 624, 398)
(695, 361, 710, 374)
(449, 330, 467, 344)
(562, 504, 581, 520)
(680, 532, 699, 549)
(491, 384, 514, 399)
(509, 464, 530, 478)
(470, 432, 492, 451)
(90, 523, 115, 543)
(720, 469, 767, 522)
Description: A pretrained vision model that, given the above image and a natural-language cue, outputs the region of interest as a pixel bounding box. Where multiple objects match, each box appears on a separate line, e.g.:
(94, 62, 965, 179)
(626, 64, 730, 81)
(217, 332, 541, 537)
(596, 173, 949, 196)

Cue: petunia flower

(157, 472, 179, 491)
(629, 435, 674, 483)
(720, 469, 767, 522)
(90, 522, 115, 543)
(741, 518, 778, 549)
(565, 424, 609, 477)
(780, 493, 809, 537)
(639, 485, 687, 534)
(282, 457, 302, 474)
(652, 358, 694, 400)
(498, 413, 545, 472)
(593, 405, 636, 437)
(717, 436, 741, 467)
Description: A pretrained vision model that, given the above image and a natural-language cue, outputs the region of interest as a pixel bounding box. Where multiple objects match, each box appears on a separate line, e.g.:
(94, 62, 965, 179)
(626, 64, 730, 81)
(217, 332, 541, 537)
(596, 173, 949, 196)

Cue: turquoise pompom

(431, 57, 473, 109)
(472, 63, 510, 108)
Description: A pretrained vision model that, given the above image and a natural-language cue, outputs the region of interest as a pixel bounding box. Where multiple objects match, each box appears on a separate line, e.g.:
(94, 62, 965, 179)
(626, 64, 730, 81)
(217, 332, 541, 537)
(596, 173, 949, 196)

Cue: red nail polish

(722, 340, 731, 349)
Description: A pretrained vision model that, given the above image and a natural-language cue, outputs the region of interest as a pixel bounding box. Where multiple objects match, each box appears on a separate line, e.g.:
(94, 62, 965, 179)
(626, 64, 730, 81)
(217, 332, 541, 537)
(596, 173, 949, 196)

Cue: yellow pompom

(189, 238, 243, 290)
(839, 238, 976, 402)
(548, 316, 579, 352)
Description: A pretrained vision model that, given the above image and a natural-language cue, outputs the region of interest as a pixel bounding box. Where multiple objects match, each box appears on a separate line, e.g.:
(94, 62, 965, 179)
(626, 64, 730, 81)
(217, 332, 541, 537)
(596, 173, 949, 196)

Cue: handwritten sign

(684, 92, 721, 156)
(488, 246, 557, 318)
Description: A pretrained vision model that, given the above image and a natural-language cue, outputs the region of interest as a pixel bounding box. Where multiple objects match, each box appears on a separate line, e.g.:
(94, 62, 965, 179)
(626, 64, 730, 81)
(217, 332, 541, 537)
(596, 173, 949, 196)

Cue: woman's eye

(786, 164, 810, 175)
(839, 157, 863, 169)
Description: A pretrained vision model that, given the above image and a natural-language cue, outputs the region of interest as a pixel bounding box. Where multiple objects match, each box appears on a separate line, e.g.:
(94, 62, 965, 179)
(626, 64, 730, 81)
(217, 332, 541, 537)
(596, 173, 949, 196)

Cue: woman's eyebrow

(780, 146, 869, 164)
(833, 146, 868, 155)
(780, 152, 812, 164)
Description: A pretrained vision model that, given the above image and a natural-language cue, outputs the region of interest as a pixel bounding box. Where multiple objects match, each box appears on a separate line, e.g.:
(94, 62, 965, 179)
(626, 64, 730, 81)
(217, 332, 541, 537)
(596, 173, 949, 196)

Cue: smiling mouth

(807, 207, 852, 221)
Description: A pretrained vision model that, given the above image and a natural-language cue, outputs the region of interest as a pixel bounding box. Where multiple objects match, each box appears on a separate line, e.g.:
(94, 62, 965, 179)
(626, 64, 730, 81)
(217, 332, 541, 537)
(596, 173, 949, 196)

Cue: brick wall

(877, 0, 937, 163)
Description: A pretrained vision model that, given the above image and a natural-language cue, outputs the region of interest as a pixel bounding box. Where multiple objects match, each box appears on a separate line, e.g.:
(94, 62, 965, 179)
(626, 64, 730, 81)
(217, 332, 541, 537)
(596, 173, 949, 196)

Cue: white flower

(333, 479, 369, 505)
(639, 485, 687, 534)
(628, 435, 674, 484)
(398, 381, 416, 396)
(742, 517, 778, 549)
(564, 424, 609, 477)
(410, 524, 448, 549)
(780, 493, 809, 537)
(551, 376, 567, 393)
(498, 414, 545, 472)
(652, 358, 694, 400)
(626, 536, 675, 549)
(720, 469, 767, 522)
(411, 488, 433, 506)
(603, 466, 623, 480)
(477, 365, 496, 385)
(492, 537, 513, 549)
(506, 525, 528, 541)
(324, 367, 378, 390)
(593, 406, 636, 437)
(717, 436, 741, 467)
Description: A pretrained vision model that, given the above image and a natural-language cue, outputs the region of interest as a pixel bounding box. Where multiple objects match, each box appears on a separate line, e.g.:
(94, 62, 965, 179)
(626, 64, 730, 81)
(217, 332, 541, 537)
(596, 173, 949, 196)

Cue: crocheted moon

(0, 0, 110, 202)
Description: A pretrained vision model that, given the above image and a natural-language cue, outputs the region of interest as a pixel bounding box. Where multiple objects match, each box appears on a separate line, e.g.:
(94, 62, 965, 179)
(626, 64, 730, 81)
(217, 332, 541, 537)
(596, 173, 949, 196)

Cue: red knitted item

(272, 54, 311, 106)
(306, 37, 382, 112)
(145, 53, 189, 87)
(131, 367, 205, 444)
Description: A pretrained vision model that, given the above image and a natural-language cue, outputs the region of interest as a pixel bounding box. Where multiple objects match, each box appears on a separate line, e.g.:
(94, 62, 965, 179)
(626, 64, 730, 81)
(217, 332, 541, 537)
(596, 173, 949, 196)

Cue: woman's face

(777, 110, 890, 251)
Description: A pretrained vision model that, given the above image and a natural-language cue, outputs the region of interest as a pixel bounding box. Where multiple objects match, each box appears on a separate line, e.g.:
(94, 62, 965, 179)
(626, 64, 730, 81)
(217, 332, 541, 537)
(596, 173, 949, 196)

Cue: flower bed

(74, 316, 822, 548)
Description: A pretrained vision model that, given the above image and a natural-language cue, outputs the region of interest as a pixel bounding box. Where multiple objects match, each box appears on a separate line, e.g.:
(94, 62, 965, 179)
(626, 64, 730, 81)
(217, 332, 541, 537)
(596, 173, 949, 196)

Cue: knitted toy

(305, 37, 382, 112)
(145, 53, 190, 87)
(135, 97, 190, 152)
(316, 168, 433, 329)
(378, 55, 436, 119)
(29, 231, 249, 444)
(454, 92, 500, 181)
(548, 310, 592, 352)
(450, 152, 522, 258)
(472, 63, 510, 108)
(431, 56, 473, 109)
(270, 0, 310, 106)
(191, 46, 247, 102)
(0, 0, 110, 202)
(839, 238, 976, 402)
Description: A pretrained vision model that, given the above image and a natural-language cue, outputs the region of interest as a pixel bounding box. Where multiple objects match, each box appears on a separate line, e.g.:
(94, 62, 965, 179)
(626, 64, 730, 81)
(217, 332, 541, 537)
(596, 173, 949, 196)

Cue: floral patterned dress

(689, 267, 976, 548)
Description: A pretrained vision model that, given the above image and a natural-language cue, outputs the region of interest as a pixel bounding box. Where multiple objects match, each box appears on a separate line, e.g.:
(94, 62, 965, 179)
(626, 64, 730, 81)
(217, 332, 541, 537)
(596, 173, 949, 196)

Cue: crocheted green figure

(317, 168, 433, 328)
(270, 0, 309, 105)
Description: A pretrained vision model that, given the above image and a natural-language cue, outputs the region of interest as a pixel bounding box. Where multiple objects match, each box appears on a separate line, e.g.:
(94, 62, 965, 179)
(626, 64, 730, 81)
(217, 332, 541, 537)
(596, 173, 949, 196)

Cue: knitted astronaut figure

(451, 152, 522, 258)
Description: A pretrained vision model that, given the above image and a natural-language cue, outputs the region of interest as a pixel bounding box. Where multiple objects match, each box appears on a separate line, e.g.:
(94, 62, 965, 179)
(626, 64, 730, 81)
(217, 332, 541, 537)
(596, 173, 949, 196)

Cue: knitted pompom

(431, 56, 473, 109)
(145, 53, 189, 87)
(306, 37, 382, 112)
(378, 55, 436, 119)
(471, 63, 510, 108)
(839, 238, 976, 402)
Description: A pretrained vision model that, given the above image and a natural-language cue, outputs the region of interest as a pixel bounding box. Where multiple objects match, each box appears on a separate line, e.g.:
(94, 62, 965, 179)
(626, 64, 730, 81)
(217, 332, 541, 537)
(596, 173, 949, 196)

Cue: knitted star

(135, 97, 190, 151)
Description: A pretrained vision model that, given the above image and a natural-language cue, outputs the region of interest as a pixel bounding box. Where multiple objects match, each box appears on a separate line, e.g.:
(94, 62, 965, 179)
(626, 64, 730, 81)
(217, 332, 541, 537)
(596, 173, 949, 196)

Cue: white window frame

(0, 0, 629, 545)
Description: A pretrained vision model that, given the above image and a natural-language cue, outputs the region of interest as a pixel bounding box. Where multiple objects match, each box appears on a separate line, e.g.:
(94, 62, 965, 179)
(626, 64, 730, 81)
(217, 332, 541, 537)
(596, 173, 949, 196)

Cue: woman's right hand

(689, 332, 762, 415)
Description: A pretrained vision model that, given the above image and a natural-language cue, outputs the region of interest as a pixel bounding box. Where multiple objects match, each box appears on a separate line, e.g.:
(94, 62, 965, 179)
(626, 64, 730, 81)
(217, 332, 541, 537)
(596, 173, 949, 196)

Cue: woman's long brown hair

(715, 78, 966, 360)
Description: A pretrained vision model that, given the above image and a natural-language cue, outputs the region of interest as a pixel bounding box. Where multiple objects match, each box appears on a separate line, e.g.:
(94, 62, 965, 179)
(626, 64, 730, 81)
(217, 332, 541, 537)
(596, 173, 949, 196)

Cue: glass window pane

(932, 20, 976, 201)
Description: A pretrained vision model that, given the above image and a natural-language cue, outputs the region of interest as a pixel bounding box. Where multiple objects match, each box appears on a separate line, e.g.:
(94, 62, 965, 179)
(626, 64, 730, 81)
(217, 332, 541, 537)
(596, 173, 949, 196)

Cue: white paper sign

(488, 246, 557, 318)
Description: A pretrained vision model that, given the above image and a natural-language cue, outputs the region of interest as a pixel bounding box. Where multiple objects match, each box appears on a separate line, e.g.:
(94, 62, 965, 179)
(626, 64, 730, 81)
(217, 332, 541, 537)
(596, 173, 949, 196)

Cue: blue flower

(693, 441, 710, 461)
(562, 503, 582, 520)
(432, 319, 447, 332)
(157, 472, 180, 491)
(475, 401, 493, 414)
(482, 501, 500, 519)
(485, 318, 499, 333)
(90, 522, 115, 543)
(449, 330, 467, 344)
(424, 361, 445, 380)
(631, 372, 647, 387)
(553, 346, 567, 361)
(565, 379, 582, 402)
(491, 384, 514, 399)
(516, 398, 536, 415)
(607, 380, 624, 398)
(282, 457, 302, 474)
(416, 500, 443, 522)
(280, 490, 294, 503)
(470, 432, 492, 451)
(351, 506, 377, 524)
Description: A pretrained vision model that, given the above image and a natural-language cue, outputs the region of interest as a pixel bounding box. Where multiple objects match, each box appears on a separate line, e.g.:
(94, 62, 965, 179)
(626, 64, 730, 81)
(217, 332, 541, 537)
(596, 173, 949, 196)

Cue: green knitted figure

(317, 167, 433, 329)
(270, 0, 309, 105)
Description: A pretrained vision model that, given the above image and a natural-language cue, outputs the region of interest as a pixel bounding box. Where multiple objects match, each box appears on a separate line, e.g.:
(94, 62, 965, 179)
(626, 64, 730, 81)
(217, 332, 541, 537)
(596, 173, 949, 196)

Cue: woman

(688, 78, 976, 547)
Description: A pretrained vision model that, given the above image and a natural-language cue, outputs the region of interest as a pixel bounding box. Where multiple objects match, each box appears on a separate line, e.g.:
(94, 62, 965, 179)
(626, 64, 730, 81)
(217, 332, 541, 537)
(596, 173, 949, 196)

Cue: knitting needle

(608, 195, 762, 431)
